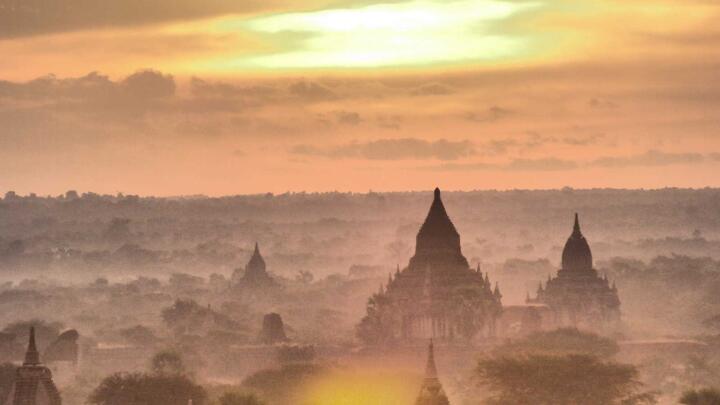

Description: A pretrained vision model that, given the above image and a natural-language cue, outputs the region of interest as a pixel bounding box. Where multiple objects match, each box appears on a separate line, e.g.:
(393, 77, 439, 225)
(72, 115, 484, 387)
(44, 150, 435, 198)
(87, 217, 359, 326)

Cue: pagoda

(4, 327, 62, 405)
(357, 188, 502, 344)
(232, 243, 278, 289)
(529, 214, 621, 331)
(415, 340, 450, 405)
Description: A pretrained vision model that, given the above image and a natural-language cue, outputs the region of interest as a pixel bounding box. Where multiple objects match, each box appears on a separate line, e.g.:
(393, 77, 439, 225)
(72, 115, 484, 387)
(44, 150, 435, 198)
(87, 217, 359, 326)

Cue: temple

(4, 327, 62, 405)
(231, 243, 277, 289)
(415, 340, 450, 405)
(357, 188, 502, 344)
(528, 214, 621, 331)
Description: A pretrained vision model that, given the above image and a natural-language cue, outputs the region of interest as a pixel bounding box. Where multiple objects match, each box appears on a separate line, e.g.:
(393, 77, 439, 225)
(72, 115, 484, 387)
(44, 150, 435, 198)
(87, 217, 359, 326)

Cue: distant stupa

(415, 340, 450, 405)
(357, 188, 502, 344)
(4, 327, 62, 405)
(528, 213, 621, 331)
(232, 243, 278, 289)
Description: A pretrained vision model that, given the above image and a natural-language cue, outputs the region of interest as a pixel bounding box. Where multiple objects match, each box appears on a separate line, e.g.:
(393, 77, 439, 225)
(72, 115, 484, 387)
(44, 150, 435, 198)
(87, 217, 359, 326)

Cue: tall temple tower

(357, 188, 502, 344)
(4, 327, 62, 405)
(529, 214, 621, 331)
(231, 243, 277, 289)
(415, 340, 450, 405)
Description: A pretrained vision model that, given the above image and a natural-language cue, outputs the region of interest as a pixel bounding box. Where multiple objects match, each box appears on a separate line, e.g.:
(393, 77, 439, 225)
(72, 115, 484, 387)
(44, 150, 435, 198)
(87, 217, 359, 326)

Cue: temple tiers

(529, 214, 621, 331)
(357, 188, 502, 344)
(4, 327, 62, 405)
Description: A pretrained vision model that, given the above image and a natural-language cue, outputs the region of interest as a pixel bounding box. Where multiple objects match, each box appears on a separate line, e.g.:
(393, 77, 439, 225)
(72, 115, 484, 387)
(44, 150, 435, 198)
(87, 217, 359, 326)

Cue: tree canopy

(476, 354, 655, 405)
(680, 388, 720, 405)
(88, 372, 206, 405)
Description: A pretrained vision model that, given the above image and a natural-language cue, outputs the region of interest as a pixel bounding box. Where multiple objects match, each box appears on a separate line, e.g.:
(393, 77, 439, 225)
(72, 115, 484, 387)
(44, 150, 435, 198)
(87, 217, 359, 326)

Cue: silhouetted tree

(218, 392, 265, 405)
(497, 328, 620, 358)
(88, 372, 206, 405)
(0, 363, 16, 404)
(680, 388, 720, 405)
(476, 354, 656, 405)
(150, 350, 186, 376)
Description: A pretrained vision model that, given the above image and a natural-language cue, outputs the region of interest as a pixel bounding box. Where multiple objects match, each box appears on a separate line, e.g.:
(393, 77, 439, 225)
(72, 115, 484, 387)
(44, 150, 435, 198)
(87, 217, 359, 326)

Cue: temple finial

(434, 187, 441, 200)
(254, 242, 260, 253)
(24, 326, 40, 365)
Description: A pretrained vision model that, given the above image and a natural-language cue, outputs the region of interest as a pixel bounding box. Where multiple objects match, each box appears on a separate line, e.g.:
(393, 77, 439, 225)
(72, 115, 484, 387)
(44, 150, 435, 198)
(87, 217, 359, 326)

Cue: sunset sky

(1, 0, 719, 195)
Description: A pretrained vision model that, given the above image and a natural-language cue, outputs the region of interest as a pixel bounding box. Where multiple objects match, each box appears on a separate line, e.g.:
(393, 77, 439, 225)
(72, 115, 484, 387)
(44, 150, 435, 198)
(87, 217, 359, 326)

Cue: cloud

(411, 83, 454, 96)
(436, 158, 577, 171)
(432, 150, 713, 172)
(588, 98, 618, 109)
(291, 138, 475, 161)
(589, 150, 705, 168)
(334, 111, 362, 126)
(289, 81, 337, 101)
(0, 0, 286, 38)
(464, 106, 514, 122)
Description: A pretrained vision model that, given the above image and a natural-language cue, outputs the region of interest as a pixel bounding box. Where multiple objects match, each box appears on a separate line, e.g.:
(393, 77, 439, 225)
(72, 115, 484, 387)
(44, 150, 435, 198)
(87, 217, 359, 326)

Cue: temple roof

(418, 188, 459, 241)
(561, 213, 593, 272)
(413, 188, 463, 262)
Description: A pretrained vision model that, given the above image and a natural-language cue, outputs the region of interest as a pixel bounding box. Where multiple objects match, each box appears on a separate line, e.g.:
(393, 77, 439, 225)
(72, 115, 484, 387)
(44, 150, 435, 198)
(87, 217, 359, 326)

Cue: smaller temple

(4, 327, 62, 405)
(527, 214, 621, 332)
(258, 313, 288, 344)
(415, 340, 450, 405)
(232, 243, 278, 289)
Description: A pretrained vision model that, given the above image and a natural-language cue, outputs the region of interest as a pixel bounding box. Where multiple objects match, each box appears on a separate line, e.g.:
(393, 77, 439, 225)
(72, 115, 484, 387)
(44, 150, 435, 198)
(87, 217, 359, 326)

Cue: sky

(1, 0, 719, 196)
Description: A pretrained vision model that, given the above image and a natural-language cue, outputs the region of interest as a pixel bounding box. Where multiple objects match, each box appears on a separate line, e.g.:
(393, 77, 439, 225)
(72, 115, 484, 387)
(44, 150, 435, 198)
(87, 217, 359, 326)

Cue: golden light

(300, 368, 421, 405)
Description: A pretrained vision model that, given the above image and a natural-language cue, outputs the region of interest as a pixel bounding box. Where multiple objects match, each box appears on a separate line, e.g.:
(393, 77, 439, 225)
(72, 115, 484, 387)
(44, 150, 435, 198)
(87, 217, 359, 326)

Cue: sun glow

(212, 0, 542, 69)
(301, 369, 421, 405)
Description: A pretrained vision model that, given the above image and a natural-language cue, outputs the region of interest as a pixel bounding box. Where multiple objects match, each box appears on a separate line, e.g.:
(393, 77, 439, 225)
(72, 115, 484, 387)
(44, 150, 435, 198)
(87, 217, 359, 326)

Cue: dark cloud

(432, 150, 713, 172)
(480, 139, 519, 156)
(0, 70, 175, 123)
(376, 114, 402, 130)
(334, 111, 362, 126)
(291, 138, 475, 161)
(289, 81, 337, 101)
(0, 0, 277, 38)
(464, 106, 514, 122)
(411, 83, 454, 96)
(436, 158, 577, 171)
(589, 150, 705, 168)
(588, 98, 618, 109)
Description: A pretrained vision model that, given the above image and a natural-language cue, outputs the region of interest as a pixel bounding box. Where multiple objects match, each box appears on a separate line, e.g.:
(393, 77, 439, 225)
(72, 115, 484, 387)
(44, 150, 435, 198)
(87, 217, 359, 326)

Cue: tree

(497, 328, 620, 358)
(88, 372, 206, 405)
(680, 388, 720, 405)
(150, 350, 186, 376)
(0, 363, 16, 404)
(476, 354, 656, 405)
(218, 392, 265, 405)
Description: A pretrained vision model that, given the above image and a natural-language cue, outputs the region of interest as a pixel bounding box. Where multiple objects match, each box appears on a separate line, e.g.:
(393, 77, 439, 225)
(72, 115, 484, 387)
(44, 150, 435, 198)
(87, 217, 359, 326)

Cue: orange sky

(1, 0, 719, 195)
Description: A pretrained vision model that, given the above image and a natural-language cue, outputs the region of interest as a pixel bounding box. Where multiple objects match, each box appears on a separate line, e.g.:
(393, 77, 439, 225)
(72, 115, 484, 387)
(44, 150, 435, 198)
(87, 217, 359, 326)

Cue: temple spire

(425, 339, 438, 379)
(24, 327, 40, 365)
(573, 213, 581, 236)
